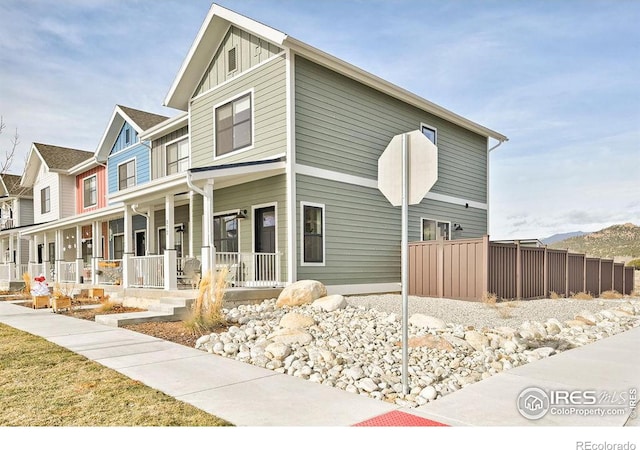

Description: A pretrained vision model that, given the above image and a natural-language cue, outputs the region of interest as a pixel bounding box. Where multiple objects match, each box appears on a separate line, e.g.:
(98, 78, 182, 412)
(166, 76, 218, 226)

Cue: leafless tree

(0, 116, 20, 175)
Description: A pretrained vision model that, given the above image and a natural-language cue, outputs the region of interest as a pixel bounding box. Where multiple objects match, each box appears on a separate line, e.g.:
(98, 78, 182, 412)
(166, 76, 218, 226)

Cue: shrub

(184, 268, 228, 335)
(549, 291, 563, 300)
(570, 291, 593, 300)
(626, 259, 640, 270)
(600, 290, 622, 299)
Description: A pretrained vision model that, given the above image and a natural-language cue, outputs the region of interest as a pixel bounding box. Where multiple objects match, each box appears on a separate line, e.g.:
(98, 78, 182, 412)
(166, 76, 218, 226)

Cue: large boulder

(279, 312, 316, 329)
(409, 314, 447, 330)
(276, 280, 327, 308)
(312, 294, 347, 312)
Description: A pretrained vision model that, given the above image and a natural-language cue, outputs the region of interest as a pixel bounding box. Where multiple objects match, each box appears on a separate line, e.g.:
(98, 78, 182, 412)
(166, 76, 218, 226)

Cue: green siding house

(145, 3, 507, 294)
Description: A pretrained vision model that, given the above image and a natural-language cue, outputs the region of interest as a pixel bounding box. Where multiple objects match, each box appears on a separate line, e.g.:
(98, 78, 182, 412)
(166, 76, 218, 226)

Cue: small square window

(421, 124, 437, 145)
(422, 218, 450, 241)
(228, 47, 237, 73)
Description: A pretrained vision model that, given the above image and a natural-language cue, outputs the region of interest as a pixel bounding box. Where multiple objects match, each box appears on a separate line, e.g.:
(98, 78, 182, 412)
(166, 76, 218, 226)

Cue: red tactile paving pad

(353, 410, 449, 427)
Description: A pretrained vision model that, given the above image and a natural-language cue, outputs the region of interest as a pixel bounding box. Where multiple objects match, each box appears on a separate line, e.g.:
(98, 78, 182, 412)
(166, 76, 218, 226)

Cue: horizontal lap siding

(191, 55, 287, 168)
(295, 56, 488, 204)
(151, 126, 188, 180)
(107, 144, 150, 194)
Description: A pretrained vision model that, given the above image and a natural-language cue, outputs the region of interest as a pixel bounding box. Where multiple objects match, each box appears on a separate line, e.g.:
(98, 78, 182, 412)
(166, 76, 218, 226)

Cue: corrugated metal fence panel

(585, 258, 601, 296)
(521, 247, 545, 299)
(488, 243, 517, 300)
(601, 260, 613, 292)
(409, 242, 438, 297)
(613, 263, 624, 294)
(568, 254, 585, 294)
(442, 239, 485, 300)
(547, 250, 567, 296)
(624, 267, 634, 295)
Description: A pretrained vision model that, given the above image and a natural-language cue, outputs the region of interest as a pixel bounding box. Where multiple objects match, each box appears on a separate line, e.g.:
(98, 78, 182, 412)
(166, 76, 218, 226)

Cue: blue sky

(0, 0, 638, 240)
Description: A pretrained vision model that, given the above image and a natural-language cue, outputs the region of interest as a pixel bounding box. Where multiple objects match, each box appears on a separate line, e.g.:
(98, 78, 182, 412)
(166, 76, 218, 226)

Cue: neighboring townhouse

(156, 4, 507, 294)
(0, 174, 34, 286)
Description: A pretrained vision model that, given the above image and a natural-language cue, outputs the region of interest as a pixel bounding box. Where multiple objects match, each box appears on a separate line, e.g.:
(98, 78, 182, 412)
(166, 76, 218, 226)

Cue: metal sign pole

(401, 132, 409, 395)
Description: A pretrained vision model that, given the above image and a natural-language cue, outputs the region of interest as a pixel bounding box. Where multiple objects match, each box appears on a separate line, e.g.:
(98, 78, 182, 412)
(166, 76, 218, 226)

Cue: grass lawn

(0, 323, 232, 426)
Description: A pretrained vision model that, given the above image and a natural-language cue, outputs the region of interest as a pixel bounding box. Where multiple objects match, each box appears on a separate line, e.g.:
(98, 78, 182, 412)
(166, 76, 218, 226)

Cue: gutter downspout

(487, 138, 508, 238)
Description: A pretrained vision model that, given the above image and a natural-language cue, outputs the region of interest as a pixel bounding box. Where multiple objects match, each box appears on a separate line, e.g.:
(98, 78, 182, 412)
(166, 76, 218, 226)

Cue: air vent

(228, 47, 237, 73)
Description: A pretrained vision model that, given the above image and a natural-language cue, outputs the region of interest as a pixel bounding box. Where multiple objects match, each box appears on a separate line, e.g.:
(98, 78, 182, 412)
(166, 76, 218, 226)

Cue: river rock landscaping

(195, 288, 640, 408)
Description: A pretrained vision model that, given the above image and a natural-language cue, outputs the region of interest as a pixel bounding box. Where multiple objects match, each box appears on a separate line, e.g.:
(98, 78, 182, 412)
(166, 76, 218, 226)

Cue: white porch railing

(0, 264, 10, 281)
(58, 262, 77, 283)
(97, 260, 122, 285)
(15, 264, 29, 280)
(82, 262, 92, 283)
(130, 255, 165, 288)
(216, 252, 281, 287)
(30, 263, 44, 278)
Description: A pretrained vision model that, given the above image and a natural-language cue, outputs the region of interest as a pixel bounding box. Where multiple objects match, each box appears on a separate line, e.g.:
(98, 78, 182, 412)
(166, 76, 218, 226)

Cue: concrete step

(95, 310, 177, 327)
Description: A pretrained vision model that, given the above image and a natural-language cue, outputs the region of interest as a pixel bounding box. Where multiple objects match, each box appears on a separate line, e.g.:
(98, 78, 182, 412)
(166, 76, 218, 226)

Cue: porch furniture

(179, 258, 201, 288)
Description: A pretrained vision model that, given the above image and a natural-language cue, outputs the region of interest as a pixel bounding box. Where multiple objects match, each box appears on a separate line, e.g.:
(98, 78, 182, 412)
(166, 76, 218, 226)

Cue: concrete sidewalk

(0, 301, 637, 426)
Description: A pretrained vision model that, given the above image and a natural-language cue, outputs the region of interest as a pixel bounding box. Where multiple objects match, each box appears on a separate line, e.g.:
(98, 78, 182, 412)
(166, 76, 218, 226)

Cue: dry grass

(184, 268, 228, 335)
(570, 291, 594, 300)
(22, 273, 31, 294)
(0, 323, 231, 426)
(549, 291, 563, 300)
(97, 299, 118, 313)
(600, 290, 623, 299)
(481, 292, 514, 318)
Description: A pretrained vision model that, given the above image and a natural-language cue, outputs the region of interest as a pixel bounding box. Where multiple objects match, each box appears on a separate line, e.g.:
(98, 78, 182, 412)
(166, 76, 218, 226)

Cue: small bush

(22, 273, 31, 295)
(98, 300, 117, 312)
(184, 268, 228, 335)
(549, 291, 563, 300)
(626, 259, 640, 270)
(570, 291, 593, 300)
(600, 290, 622, 299)
(481, 292, 498, 306)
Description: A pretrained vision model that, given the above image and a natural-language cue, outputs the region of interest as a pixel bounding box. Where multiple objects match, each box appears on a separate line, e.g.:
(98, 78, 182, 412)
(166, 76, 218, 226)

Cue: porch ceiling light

(235, 209, 248, 220)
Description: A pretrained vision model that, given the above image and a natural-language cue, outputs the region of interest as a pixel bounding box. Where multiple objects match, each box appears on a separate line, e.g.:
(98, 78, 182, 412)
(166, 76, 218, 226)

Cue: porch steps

(95, 296, 194, 327)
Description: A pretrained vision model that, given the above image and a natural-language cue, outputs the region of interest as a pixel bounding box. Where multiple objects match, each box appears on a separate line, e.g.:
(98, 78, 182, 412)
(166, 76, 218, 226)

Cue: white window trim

(164, 136, 189, 176)
(116, 157, 137, 191)
(212, 88, 255, 161)
(82, 174, 98, 209)
(227, 45, 238, 75)
(420, 217, 451, 241)
(420, 122, 438, 145)
(112, 232, 124, 260)
(157, 223, 184, 254)
(134, 229, 146, 256)
(213, 210, 242, 252)
(300, 201, 326, 267)
(41, 186, 51, 214)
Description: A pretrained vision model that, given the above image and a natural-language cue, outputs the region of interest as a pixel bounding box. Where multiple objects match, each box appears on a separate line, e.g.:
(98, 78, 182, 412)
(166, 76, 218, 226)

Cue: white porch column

(42, 233, 49, 279)
(189, 192, 194, 258)
(201, 182, 214, 274)
(55, 229, 63, 283)
(93, 221, 102, 285)
(75, 225, 83, 284)
(164, 195, 177, 290)
(122, 205, 133, 288)
(147, 208, 155, 255)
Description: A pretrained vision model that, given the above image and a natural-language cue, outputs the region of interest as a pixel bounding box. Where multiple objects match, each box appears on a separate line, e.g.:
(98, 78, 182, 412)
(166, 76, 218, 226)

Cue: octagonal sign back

(378, 130, 438, 206)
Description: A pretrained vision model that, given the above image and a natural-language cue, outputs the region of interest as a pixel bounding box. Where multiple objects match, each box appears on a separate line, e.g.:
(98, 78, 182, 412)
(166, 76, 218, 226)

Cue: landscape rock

(409, 314, 447, 330)
(312, 294, 347, 312)
(464, 330, 489, 351)
(406, 335, 454, 351)
(268, 328, 314, 345)
(279, 312, 316, 329)
(276, 280, 327, 307)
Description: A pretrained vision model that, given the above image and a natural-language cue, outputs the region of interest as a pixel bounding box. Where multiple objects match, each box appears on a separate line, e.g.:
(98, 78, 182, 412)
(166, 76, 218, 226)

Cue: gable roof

(20, 143, 93, 188)
(0, 173, 33, 197)
(95, 105, 169, 162)
(164, 3, 507, 142)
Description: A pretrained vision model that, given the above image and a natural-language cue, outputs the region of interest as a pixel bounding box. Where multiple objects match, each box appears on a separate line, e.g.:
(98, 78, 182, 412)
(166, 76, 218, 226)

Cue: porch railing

(98, 259, 122, 285)
(130, 255, 165, 288)
(0, 264, 10, 281)
(15, 264, 29, 280)
(58, 262, 77, 283)
(216, 252, 281, 287)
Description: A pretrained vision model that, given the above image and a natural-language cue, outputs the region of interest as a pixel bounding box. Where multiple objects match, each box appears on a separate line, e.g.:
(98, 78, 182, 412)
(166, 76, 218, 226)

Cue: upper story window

(125, 128, 131, 145)
(422, 218, 450, 241)
(40, 187, 51, 214)
(166, 138, 189, 175)
(421, 124, 437, 145)
(215, 93, 252, 157)
(118, 159, 136, 191)
(227, 47, 237, 73)
(83, 175, 97, 208)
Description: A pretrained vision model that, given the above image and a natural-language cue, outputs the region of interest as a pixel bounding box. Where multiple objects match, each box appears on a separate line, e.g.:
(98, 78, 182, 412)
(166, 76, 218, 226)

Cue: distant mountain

(548, 223, 640, 258)
(541, 231, 588, 245)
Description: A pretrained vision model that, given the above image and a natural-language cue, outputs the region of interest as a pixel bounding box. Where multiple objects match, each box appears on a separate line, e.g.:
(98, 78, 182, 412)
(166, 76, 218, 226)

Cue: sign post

(378, 130, 438, 394)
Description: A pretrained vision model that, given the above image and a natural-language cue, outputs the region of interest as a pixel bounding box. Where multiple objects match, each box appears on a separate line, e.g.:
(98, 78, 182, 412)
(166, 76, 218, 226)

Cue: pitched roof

(1, 174, 32, 197)
(117, 105, 169, 132)
(33, 143, 94, 171)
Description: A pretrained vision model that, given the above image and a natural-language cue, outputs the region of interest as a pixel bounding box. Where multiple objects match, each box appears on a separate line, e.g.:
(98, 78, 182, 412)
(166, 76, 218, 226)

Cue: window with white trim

(213, 214, 238, 252)
(158, 226, 184, 258)
(40, 187, 50, 214)
(83, 175, 97, 208)
(421, 124, 437, 144)
(422, 218, 450, 241)
(215, 93, 252, 157)
(113, 234, 124, 260)
(227, 46, 237, 73)
(166, 138, 189, 175)
(118, 160, 136, 190)
(302, 203, 324, 264)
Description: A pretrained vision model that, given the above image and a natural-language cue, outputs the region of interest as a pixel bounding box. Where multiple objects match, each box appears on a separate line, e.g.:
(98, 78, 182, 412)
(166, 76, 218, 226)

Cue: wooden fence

(409, 236, 635, 301)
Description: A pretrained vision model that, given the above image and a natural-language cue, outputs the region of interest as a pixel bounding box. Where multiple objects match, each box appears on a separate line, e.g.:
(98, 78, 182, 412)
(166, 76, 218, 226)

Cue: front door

(254, 206, 276, 282)
(135, 231, 146, 256)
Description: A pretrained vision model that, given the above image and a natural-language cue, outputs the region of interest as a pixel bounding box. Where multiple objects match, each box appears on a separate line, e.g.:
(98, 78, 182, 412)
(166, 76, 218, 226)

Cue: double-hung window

(422, 218, 450, 241)
(40, 187, 50, 214)
(83, 175, 97, 208)
(166, 139, 189, 175)
(213, 214, 238, 252)
(215, 93, 252, 157)
(302, 203, 325, 264)
(118, 160, 136, 190)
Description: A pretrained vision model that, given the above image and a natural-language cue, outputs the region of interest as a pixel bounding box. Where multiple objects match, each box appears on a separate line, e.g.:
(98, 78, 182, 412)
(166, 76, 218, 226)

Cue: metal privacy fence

(409, 236, 635, 301)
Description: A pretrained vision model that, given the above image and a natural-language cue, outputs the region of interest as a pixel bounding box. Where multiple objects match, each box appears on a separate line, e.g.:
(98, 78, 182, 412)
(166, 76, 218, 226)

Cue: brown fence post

(437, 239, 444, 298)
(543, 246, 548, 298)
(564, 250, 570, 298)
(598, 259, 602, 296)
(482, 235, 489, 297)
(516, 240, 522, 300)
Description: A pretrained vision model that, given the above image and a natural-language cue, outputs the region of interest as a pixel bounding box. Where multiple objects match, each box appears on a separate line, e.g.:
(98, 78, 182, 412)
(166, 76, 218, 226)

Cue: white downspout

(487, 138, 508, 237)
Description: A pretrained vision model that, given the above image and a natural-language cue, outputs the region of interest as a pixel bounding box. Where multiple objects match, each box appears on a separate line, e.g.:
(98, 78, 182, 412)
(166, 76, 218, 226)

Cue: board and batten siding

(190, 54, 287, 168)
(294, 56, 489, 205)
(195, 25, 283, 96)
(107, 144, 151, 194)
(18, 198, 33, 227)
(151, 126, 189, 180)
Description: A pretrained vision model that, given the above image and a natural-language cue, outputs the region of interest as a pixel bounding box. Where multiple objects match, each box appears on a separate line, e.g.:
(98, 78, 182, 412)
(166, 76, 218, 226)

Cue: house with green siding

(157, 3, 507, 294)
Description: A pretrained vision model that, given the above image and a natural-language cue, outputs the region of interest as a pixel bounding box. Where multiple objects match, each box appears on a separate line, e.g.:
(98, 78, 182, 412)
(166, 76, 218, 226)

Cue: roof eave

(139, 112, 189, 141)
